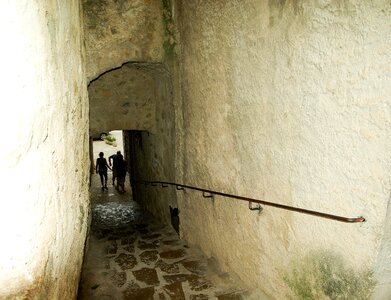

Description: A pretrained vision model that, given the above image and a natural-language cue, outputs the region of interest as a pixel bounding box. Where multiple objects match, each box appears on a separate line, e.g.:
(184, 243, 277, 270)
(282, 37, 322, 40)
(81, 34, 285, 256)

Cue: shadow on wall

(169, 206, 179, 234)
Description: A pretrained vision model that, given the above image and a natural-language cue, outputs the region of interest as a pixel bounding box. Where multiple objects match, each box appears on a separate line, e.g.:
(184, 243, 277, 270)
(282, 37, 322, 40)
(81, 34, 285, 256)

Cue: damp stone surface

(77, 174, 261, 299)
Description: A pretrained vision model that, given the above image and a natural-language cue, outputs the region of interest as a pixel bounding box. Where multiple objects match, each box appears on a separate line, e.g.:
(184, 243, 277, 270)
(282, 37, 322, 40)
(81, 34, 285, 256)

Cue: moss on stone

(161, 0, 176, 60)
(284, 250, 375, 299)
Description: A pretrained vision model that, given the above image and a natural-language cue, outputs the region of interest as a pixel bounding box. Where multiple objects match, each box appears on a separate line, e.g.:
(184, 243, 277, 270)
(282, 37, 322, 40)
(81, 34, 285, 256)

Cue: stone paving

(77, 174, 248, 300)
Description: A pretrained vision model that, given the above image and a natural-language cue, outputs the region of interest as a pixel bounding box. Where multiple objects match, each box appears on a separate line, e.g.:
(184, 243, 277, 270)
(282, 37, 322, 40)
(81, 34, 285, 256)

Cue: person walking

(109, 151, 121, 186)
(96, 152, 111, 191)
(116, 153, 127, 193)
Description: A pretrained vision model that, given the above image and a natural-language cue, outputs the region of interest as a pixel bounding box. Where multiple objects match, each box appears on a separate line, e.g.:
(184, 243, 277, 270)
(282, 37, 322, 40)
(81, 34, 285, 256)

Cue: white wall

(0, 0, 90, 298)
(177, 0, 391, 298)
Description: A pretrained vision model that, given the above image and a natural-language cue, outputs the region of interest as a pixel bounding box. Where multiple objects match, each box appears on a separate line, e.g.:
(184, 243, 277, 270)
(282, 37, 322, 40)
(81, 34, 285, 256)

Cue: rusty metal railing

(132, 180, 365, 223)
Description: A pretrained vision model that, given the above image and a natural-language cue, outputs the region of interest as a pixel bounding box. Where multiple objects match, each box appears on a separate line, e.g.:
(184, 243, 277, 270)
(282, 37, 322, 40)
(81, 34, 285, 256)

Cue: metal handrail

(132, 180, 365, 223)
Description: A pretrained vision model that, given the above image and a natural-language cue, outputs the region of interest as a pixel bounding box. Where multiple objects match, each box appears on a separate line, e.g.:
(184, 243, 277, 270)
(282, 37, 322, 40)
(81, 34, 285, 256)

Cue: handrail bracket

(249, 201, 263, 212)
(203, 191, 214, 198)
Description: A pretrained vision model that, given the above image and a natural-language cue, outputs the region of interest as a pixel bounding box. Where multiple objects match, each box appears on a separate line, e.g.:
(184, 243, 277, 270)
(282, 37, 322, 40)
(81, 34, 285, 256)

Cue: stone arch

(88, 61, 172, 135)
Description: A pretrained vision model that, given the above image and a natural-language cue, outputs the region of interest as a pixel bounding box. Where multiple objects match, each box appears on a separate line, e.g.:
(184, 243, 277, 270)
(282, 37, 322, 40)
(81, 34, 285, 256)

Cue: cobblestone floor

(77, 175, 248, 300)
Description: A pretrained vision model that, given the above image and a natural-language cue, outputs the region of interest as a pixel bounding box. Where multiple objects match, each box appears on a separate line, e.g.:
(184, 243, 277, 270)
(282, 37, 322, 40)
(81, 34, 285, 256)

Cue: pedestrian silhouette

(115, 153, 127, 193)
(96, 152, 111, 191)
(109, 150, 121, 186)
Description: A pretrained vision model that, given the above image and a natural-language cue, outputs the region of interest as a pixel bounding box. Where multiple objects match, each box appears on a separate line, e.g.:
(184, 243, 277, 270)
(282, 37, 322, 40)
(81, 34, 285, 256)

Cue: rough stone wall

(123, 0, 183, 228)
(0, 0, 90, 298)
(89, 63, 157, 135)
(176, 0, 391, 299)
(83, 0, 164, 81)
(126, 64, 177, 225)
(83, 0, 180, 226)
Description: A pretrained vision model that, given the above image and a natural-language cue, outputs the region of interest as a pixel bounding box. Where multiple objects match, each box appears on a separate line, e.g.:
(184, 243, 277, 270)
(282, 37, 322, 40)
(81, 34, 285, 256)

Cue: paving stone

(114, 253, 137, 270)
(162, 239, 181, 246)
(123, 286, 155, 300)
(134, 224, 148, 229)
(158, 292, 166, 300)
(182, 260, 207, 275)
(122, 245, 135, 253)
(133, 267, 160, 286)
(101, 229, 112, 236)
(163, 274, 194, 284)
(138, 240, 159, 250)
(110, 270, 127, 287)
(163, 274, 212, 291)
(187, 274, 213, 291)
(190, 294, 209, 300)
(93, 230, 106, 239)
(216, 292, 243, 300)
(105, 241, 118, 255)
(95, 294, 116, 300)
(159, 249, 187, 259)
(79, 175, 248, 300)
(156, 259, 180, 274)
(163, 282, 186, 300)
(126, 280, 141, 289)
(142, 233, 161, 240)
(119, 229, 135, 236)
(121, 236, 137, 245)
(133, 224, 149, 234)
(103, 258, 111, 269)
(140, 250, 159, 265)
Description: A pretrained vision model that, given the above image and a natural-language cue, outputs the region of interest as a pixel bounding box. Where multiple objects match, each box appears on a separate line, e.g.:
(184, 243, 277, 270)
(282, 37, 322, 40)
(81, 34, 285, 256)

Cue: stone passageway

(77, 174, 248, 299)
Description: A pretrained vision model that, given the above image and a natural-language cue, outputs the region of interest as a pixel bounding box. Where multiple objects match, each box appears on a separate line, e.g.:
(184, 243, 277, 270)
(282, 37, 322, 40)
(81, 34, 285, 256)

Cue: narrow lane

(77, 174, 247, 300)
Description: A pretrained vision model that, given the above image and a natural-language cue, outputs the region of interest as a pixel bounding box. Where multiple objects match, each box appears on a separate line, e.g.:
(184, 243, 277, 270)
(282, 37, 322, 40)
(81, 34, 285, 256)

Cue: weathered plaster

(175, 0, 391, 298)
(123, 0, 182, 228)
(126, 63, 177, 225)
(82, 0, 165, 81)
(0, 0, 90, 298)
(83, 0, 391, 298)
(89, 63, 157, 135)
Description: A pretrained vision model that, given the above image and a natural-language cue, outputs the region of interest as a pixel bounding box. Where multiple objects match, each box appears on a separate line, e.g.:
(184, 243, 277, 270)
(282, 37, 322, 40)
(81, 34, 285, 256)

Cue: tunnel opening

(88, 61, 179, 222)
(80, 123, 245, 299)
(90, 130, 130, 193)
(79, 59, 191, 298)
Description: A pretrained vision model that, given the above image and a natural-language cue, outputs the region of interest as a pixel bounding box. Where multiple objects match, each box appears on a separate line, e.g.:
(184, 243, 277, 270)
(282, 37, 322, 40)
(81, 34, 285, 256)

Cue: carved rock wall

(125, 63, 177, 225)
(0, 0, 90, 298)
(83, 0, 164, 81)
(89, 63, 157, 135)
(176, 0, 391, 299)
